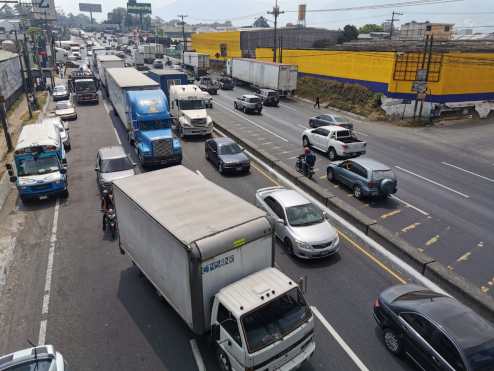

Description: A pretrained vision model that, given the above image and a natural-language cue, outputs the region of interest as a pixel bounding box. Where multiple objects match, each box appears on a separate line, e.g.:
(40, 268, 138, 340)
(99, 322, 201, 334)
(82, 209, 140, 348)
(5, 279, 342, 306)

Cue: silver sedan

(255, 186, 340, 259)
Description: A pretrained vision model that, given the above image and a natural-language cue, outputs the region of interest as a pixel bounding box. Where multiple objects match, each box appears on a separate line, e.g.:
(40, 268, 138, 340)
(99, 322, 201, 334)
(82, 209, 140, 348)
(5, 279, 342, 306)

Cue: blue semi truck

(105, 67, 182, 167)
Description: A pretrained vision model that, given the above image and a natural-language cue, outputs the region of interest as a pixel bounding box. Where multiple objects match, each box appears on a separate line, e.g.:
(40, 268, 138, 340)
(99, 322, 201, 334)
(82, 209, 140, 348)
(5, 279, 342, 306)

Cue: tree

(358, 24, 384, 34)
(337, 25, 359, 44)
(253, 16, 270, 28)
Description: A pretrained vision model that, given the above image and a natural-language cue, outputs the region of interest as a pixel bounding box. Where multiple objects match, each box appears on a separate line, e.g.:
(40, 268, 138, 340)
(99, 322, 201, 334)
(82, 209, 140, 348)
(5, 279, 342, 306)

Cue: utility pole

(418, 35, 434, 119)
(268, 0, 284, 63)
(14, 30, 32, 119)
(387, 11, 402, 39)
(0, 95, 13, 152)
(413, 34, 430, 120)
(178, 14, 188, 65)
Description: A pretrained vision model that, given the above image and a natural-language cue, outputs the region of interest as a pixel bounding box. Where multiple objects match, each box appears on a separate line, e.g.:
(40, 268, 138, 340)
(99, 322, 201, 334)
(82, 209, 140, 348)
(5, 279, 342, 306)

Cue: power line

(387, 11, 403, 39)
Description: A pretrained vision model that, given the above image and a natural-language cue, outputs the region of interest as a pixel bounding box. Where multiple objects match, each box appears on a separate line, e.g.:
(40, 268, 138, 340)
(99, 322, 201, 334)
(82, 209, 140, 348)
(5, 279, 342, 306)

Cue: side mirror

(60, 168, 67, 174)
(94, 167, 99, 171)
(9, 175, 17, 183)
(276, 218, 286, 225)
(211, 323, 220, 341)
(6, 163, 12, 170)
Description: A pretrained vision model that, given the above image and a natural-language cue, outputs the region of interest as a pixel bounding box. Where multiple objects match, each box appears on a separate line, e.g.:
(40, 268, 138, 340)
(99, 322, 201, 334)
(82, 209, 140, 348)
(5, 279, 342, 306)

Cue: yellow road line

(250, 162, 280, 186)
(319, 175, 326, 180)
(425, 235, 440, 246)
(401, 222, 421, 233)
(456, 252, 471, 262)
(380, 210, 401, 220)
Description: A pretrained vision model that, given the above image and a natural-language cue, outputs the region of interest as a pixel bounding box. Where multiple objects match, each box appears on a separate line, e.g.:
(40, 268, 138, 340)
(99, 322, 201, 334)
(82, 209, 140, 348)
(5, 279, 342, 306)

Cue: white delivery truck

(169, 84, 213, 137)
(55, 47, 68, 64)
(113, 166, 316, 371)
(96, 54, 125, 92)
(183, 51, 209, 77)
(230, 58, 298, 96)
(138, 44, 163, 64)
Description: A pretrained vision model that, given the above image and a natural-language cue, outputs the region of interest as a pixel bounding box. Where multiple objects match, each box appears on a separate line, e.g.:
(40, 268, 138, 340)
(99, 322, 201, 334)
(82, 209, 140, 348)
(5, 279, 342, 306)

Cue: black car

(374, 284, 494, 371)
(256, 89, 279, 106)
(219, 77, 234, 90)
(309, 114, 354, 130)
(205, 138, 250, 174)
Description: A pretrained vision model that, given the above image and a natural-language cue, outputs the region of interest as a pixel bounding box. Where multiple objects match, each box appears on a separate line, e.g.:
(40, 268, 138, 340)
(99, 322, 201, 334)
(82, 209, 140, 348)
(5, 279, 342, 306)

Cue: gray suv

(234, 94, 262, 114)
(326, 157, 397, 199)
(256, 89, 279, 106)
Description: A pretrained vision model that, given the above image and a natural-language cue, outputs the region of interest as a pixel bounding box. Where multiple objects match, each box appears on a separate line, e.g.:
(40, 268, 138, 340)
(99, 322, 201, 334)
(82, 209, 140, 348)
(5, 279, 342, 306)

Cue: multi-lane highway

(206, 84, 494, 297)
(0, 69, 432, 370)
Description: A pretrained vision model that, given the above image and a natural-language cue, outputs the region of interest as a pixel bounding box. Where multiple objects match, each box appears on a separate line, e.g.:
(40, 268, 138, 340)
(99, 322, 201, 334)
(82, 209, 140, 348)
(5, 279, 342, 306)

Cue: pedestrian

(314, 96, 320, 109)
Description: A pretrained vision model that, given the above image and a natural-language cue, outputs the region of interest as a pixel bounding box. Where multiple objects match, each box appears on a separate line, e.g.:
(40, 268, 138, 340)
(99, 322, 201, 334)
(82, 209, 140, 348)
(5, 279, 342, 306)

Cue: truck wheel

(218, 162, 224, 174)
(328, 147, 337, 161)
(216, 347, 232, 371)
(62, 189, 69, 199)
(353, 185, 363, 200)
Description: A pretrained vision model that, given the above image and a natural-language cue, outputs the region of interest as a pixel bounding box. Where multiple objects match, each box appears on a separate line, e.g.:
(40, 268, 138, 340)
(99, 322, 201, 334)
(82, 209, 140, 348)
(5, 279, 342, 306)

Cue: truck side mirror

(211, 324, 220, 341)
(9, 175, 17, 183)
(5, 163, 12, 170)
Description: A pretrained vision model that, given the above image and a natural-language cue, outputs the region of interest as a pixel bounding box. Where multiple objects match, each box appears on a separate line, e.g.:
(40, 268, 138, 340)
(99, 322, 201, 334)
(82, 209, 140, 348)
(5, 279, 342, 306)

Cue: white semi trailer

(113, 166, 316, 371)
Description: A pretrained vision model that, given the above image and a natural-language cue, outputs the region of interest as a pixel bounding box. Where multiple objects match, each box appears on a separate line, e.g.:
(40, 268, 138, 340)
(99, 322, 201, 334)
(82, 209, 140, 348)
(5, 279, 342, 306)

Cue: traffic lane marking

(190, 339, 206, 371)
(214, 101, 289, 142)
(380, 209, 401, 220)
(395, 166, 470, 199)
(441, 161, 494, 183)
(401, 222, 421, 233)
(311, 306, 370, 371)
(425, 235, 440, 247)
(390, 195, 430, 216)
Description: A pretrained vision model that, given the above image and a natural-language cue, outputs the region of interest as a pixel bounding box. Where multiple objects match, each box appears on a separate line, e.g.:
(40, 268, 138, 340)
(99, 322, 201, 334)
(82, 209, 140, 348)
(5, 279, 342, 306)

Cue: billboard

(79, 3, 102, 12)
(127, 2, 152, 14)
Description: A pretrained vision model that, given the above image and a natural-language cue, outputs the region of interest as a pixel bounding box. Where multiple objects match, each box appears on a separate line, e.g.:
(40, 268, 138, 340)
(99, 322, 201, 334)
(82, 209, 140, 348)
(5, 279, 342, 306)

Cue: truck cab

(69, 71, 99, 104)
(127, 90, 182, 167)
(7, 123, 68, 202)
(169, 85, 214, 137)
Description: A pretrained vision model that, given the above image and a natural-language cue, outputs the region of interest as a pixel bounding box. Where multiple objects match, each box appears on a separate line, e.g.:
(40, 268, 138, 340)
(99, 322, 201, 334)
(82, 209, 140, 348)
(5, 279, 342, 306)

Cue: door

(337, 161, 353, 187)
(208, 141, 218, 165)
(347, 163, 367, 189)
(311, 128, 328, 150)
(263, 196, 287, 240)
(217, 303, 245, 370)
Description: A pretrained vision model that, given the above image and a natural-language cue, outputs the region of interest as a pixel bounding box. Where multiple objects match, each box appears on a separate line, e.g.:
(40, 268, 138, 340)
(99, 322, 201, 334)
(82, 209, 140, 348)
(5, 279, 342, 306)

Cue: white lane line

(442, 162, 494, 183)
(113, 127, 122, 145)
(279, 103, 299, 112)
(196, 170, 204, 178)
(390, 195, 430, 216)
(38, 199, 60, 345)
(395, 166, 470, 199)
(214, 101, 289, 142)
(189, 339, 206, 371)
(311, 306, 370, 371)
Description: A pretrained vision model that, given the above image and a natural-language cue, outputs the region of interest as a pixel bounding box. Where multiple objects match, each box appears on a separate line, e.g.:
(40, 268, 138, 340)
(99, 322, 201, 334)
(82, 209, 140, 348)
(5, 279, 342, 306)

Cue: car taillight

(342, 144, 348, 149)
(374, 298, 380, 308)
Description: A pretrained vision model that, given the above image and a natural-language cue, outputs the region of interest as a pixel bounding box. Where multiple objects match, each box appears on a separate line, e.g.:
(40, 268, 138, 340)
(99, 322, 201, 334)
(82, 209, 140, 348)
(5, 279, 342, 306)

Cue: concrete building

(400, 21, 454, 41)
(0, 50, 22, 109)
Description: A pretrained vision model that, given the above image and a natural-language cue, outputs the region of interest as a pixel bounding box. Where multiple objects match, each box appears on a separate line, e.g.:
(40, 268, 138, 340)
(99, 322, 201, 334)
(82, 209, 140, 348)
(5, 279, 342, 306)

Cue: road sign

(412, 81, 427, 93)
(79, 3, 102, 12)
(127, 2, 152, 14)
(38, 0, 49, 8)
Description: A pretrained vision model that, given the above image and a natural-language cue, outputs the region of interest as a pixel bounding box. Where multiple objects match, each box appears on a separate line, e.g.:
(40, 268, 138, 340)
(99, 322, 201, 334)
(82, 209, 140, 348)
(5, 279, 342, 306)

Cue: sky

(57, 0, 494, 32)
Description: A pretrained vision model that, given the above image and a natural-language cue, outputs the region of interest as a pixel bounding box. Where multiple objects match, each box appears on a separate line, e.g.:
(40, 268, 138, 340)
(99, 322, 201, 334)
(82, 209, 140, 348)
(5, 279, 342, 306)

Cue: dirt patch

(296, 77, 386, 120)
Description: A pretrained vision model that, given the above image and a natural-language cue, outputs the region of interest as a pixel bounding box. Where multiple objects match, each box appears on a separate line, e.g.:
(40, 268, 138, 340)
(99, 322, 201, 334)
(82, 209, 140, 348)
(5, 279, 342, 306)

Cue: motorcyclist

(298, 147, 316, 177)
(101, 189, 114, 230)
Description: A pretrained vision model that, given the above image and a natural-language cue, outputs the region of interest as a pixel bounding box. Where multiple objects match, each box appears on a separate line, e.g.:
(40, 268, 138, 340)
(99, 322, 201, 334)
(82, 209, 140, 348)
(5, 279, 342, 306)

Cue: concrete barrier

(213, 120, 494, 319)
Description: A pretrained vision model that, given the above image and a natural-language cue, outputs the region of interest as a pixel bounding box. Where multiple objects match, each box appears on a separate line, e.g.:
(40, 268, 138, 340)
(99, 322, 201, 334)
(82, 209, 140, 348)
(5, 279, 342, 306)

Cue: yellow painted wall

(440, 53, 494, 94)
(191, 31, 241, 60)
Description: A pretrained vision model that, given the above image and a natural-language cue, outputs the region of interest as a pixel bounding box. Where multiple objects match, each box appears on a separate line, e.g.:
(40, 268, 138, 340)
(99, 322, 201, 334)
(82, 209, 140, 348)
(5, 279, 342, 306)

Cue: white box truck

(96, 55, 125, 92)
(230, 58, 298, 96)
(183, 51, 209, 77)
(113, 166, 316, 371)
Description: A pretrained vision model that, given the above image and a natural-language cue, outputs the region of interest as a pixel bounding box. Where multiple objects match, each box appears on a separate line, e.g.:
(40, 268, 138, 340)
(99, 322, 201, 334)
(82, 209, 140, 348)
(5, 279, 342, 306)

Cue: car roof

(98, 145, 127, 159)
(243, 94, 259, 99)
(270, 189, 310, 208)
(350, 157, 391, 171)
(317, 125, 348, 132)
(210, 137, 235, 146)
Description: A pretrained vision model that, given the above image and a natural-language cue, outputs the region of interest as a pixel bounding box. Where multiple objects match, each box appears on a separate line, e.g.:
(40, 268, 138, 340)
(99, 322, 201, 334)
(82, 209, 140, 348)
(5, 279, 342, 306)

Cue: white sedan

(55, 100, 77, 120)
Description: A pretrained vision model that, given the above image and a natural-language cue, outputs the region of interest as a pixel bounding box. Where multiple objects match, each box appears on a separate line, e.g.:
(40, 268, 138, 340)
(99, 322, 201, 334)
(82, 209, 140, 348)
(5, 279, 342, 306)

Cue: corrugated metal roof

(217, 267, 295, 315)
(113, 165, 266, 245)
(0, 49, 18, 62)
(106, 67, 158, 88)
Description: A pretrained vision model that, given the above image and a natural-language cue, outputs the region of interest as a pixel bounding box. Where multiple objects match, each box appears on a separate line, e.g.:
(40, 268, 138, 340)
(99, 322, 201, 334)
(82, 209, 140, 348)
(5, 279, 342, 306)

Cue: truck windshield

(241, 288, 311, 354)
(178, 100, 205, 110)
(18, 156, 61, 176)
(140, 120, 170, 131)
(75, 80, 96, 93)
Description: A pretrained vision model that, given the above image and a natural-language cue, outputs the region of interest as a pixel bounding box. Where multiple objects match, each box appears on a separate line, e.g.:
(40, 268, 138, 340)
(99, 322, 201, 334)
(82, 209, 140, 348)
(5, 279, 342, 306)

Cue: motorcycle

(102, 208, 117, 240)
(295, 156, 315, 179)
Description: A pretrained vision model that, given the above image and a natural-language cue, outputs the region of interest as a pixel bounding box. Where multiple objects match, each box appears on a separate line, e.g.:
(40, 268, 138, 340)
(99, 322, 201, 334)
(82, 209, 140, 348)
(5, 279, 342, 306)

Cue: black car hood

(219, 152, 248, 164)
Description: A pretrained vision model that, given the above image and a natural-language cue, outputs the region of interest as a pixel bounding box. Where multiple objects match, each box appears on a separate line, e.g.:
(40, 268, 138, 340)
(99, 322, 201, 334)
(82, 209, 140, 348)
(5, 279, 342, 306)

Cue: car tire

(218, 162, 224, 174)
(243, 107, 246, 113)
(284, 238, 294, 256)
(234, 102, 237, 109)
(216, 347, 232, 371)
(328, 147, 337, 161)
(327, 168, 335, 182)
(302, 136, 310, 147)
(383, 329, 403, 355)
(353, 185, 363, 199)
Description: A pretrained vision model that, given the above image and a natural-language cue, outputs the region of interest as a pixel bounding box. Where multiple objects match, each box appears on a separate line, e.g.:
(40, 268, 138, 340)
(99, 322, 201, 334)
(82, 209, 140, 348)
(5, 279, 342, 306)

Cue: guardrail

(213, 121, 494, 323)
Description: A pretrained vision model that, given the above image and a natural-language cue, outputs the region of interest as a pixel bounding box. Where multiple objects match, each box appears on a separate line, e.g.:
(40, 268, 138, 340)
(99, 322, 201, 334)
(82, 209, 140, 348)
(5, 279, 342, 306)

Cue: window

(401, 313, 435, 343)
(426, 25, 432, 31)
(218, 304, 242, 346)
(209, 141, 217, 152)
(219, 143, 242, 155)
(349, 164, 367, 178)
(444, 26, 450, 32)
(314, 128, 329, 137)
(264, 196, 284, 219)
(430, 329, 466, 370)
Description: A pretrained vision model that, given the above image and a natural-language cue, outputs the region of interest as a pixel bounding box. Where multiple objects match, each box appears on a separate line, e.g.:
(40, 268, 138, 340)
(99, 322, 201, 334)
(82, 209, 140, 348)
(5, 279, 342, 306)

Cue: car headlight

(20, 186, 28, 190)
(295, 240, 311, 249)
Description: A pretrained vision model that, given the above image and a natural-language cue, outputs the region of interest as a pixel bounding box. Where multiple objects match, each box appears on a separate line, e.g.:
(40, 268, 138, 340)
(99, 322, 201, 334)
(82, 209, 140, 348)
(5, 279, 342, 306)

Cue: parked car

(42, 116, 71, 150)
(302, 125, 366, 161)
(234, 94, 262, 114)
(205, 137, 250, 174)
(54, 100, 77, 120)
(218, 76, 234, 90)
(256, 88, 279, 106)
(0, 345, 68, 371)
(255, 186, 339, 259)
(52, 85, 70, 101)
(374, 284, 494, 371)
(198, 76, 218, 95)
(152, 59, 164, 69)
(326, 158, 397, 199)
(309, 114, 354, 130)
(95, 145, 136, 191)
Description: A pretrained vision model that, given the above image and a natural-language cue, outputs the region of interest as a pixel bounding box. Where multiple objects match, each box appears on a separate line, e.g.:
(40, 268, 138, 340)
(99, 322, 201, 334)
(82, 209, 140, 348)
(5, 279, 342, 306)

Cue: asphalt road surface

(0, 77, 424, 370)
(207, 83, 494, 297)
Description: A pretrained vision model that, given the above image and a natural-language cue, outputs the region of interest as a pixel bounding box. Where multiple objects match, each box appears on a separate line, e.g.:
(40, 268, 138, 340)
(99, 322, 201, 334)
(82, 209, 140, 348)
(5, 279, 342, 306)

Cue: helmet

(304, 147, 310, 155)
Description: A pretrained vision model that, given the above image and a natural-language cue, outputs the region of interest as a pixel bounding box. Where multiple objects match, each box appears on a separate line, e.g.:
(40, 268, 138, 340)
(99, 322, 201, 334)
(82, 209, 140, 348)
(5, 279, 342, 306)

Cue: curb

(214, 121, 494, 322)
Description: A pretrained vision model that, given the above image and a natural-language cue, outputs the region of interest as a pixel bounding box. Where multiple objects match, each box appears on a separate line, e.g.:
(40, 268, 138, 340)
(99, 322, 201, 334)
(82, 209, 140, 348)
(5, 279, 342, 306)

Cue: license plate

(39, 195, 48, 200)
(236, 166, 242, 171)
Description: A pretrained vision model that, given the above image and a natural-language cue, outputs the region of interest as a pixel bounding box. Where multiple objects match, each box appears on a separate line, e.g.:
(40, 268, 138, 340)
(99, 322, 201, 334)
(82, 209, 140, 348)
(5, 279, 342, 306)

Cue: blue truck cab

(7, 123, 68, 202)
(127, 89, 182, 167)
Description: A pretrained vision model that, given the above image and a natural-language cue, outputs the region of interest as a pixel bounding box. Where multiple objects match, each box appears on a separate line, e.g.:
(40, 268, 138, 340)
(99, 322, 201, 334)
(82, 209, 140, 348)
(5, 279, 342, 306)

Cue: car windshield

(267, 92, 277, 97)
(18, 156, 60, 176)
(466, 338, 494, 371)
(286, 203, 324, 227)
(139, 120, 170, 131)
(372, 169, 395, 180)
(178, 100, 205, 110)
(75, 80, 96, 93)
(101, 157, 132, 173)
(242, 288, 310, 354)
(219, 143, 242, 155)
(54, 86, 66, 93)
(4, 359, 54, 371)
(56, 101, 72, 110)
(247, 97, 261, 103)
